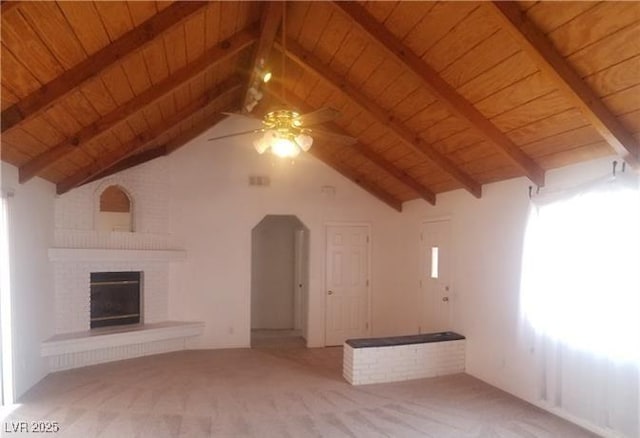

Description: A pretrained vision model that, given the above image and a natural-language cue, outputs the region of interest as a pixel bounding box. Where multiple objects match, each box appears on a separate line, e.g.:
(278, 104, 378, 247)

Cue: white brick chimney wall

(54, 158, 171, 238)
(52, 159, 177, 335)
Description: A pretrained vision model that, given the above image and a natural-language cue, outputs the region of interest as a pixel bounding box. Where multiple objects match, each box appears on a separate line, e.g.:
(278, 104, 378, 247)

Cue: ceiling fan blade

(208, 129, 262, 142)
(309, 128, 357, 145)
(221, 112, 263, 122)
(298, 107, 341, 127)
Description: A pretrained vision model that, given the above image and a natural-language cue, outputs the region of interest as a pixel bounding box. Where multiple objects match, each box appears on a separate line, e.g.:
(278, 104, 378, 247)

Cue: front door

(420, 219, 452, 333)
(325, 225, 370, 346)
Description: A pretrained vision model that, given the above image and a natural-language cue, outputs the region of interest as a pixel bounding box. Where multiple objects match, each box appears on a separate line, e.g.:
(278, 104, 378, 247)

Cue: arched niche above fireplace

(96, 185, 133, 232)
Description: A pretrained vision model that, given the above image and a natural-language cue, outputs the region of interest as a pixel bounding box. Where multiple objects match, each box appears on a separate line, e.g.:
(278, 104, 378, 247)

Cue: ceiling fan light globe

(253, 136, 269, 154)
(295, 134, 313, 152)
(271, 138, 298, 158)
(289, 145, 301, 158)
(245, 100, 258, 113)
(264, 130, 278, 141)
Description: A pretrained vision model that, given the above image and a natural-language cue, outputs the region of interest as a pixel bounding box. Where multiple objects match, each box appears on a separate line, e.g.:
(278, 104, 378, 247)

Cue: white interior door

(420, 219, 452, 333)
(325, 225, 370, 346)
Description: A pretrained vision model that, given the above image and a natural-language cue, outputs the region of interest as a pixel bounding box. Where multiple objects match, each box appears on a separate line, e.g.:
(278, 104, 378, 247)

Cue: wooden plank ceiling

(1, 1, 639, 210)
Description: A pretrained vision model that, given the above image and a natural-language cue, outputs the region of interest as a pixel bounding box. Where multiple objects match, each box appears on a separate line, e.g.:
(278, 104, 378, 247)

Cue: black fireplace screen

(90, 271, 141, 328)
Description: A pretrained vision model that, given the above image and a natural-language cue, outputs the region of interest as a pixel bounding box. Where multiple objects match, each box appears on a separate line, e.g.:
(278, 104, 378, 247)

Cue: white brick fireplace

(50, 249, 181, 334)
(43, 159, 203, 371)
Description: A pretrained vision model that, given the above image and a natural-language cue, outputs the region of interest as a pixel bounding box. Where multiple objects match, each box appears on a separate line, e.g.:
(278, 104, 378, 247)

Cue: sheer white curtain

(520, 171, 640, 437)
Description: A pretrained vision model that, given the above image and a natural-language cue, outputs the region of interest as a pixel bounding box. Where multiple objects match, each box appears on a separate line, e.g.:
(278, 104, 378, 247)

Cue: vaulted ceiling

(1, 1, 639, 210)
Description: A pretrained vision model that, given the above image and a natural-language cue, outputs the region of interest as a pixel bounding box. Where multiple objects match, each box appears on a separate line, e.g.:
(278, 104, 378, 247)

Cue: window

(520, 175, 640, 362)
(430, 246, 439, 279)
(520, 172, 640, 437)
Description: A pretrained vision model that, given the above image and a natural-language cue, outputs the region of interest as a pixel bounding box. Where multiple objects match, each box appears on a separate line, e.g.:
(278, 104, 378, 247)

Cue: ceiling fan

(207, 3, 356, 158)
(207, 107, 357, 158)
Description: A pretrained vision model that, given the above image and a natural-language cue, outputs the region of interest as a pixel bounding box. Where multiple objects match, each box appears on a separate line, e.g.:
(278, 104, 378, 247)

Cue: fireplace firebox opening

(90, 271, 142, 329)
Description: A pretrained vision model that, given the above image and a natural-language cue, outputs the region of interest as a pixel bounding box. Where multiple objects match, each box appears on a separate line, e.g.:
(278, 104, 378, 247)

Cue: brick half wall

(343, 339, 466, 385)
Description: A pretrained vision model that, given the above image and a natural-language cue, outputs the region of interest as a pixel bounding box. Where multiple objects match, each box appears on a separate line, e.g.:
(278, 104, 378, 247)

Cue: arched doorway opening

(250, 215, 309, 347)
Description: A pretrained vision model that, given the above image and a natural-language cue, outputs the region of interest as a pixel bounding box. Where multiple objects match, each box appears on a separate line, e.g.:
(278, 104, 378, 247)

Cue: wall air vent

(249, 175, 271, 187)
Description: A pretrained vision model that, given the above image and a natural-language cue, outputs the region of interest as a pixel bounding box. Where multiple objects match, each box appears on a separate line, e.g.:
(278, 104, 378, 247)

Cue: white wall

(167, 115, 410, 348)
(165, 118, 614, 356)
(396, 172, 535, 394)
(1, 163, 55, 399)
(251, 215, 303, 330)
(394, 156, 622, 433)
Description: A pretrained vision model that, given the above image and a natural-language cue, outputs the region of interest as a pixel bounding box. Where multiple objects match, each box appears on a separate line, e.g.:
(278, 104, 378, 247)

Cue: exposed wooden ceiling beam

(277, 40, 482, 198)
(1, 1, 208, 133)
(83, 111, 231, 187)
(242, 2, 283, 111)
(266, 87, 436, 205)
(348, 135, 436, 205)
(333, 1, 546, 186)
(56, 76, 242, 194)
(259, 89, 403, 211)
(18, 28, 257, 184)
(84, 145, 168, 186)
(490, 1, 640, 168)
(164, 113, 229, 155)
(1, 1, 20, 14)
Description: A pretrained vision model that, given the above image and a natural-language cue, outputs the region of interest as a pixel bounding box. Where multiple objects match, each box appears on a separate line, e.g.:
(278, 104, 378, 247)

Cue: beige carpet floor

(4, 343, 596, 437)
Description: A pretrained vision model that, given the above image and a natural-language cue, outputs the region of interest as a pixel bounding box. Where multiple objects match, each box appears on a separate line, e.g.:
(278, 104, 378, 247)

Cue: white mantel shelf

(48, 247, 186, 262)
(42, 321, 204, 357)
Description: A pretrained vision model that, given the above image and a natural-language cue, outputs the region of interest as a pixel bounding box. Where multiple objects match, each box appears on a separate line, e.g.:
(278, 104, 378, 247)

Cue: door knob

(328, 290, 334, 295)
(442, 296, 449, 302)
